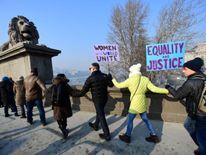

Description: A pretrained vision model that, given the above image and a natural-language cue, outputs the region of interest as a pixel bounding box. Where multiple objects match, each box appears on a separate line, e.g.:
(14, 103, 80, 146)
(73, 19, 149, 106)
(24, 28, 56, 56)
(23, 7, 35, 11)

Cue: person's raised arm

(112, 78, 129, 89)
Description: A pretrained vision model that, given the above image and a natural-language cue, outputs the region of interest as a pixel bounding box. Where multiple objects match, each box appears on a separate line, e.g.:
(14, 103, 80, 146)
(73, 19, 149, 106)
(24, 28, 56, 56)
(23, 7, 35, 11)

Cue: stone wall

(45, 86, 187, 123)
(0, 43, 60, 83)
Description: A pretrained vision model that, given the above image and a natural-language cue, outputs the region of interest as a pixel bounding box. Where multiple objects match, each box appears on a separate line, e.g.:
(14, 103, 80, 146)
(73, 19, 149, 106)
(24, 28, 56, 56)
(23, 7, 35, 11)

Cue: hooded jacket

(13, 79, 26, 106)
(51, 76, 73, 120)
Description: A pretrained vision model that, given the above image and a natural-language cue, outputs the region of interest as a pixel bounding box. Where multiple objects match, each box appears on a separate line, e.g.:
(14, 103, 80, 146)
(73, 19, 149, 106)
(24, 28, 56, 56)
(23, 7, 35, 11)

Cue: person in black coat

(165, 57, 206, 155)
(0, 89, 3, 108)
(73, 62, 113, 141)
(51, 74, 73, 139)
(0, 76, 19, 117)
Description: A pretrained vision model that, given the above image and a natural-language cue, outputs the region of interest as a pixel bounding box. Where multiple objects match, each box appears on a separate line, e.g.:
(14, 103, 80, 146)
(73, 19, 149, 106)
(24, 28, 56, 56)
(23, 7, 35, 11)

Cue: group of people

(1, 58, 206, 155)
(50, 59, 206, 155)
(0, 68, 47, 126)
(0, 76, 19, 117)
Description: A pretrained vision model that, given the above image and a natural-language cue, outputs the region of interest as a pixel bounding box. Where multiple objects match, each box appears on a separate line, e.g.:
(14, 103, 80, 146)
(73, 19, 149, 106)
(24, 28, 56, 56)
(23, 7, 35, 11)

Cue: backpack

(194, 74, 206, 114)
(198, 80, 206, 114)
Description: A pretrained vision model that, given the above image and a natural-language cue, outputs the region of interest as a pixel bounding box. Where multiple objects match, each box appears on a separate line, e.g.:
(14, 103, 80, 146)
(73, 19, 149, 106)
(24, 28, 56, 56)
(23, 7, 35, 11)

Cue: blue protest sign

(146, 41, 185, 71)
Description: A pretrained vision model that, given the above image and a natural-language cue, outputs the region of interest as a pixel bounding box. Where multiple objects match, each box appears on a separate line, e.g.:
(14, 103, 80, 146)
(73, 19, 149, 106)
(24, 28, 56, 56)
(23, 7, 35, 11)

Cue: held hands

(165, 84, 171, 89)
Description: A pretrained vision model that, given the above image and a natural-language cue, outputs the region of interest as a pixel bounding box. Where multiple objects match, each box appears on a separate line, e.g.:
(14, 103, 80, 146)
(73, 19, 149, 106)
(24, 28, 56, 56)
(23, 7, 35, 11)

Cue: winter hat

(183, 57, 204, 72)
(2, 76, 9, 81)
(55, 73, 69, 82)
(129, 63, 142, 77)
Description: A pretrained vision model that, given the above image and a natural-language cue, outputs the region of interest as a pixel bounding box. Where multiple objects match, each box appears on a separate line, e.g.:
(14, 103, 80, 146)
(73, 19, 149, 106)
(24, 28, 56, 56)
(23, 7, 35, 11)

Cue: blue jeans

(184, 116, 206, 155)
(184, 116, 198, 145)
(26, 99, 46, 124)
(126, 112, 156, 137)
(196, 116, 206, 155)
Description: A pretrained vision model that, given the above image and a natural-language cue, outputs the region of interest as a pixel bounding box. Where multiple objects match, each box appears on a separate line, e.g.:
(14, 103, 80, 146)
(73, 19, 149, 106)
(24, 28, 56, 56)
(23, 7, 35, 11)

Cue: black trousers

(93, 101, 110, 137)
(4, 102, 18, 115)
(20, 104, 26, 116)
(57, 118, 67, 129)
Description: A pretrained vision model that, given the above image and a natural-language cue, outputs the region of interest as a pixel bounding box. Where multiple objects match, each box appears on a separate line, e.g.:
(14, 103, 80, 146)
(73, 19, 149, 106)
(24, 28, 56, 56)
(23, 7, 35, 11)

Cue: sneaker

(88, 122, 98, 131)
(99, 133, 111, 141)
(119, 134, 131, 143)
(145, 134, 160, 143)
(194, 148, 200, 155)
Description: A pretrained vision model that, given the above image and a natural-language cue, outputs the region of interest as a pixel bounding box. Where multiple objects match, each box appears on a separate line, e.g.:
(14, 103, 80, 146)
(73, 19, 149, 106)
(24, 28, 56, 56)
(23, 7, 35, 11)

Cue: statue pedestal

(0, 43, 61, 83)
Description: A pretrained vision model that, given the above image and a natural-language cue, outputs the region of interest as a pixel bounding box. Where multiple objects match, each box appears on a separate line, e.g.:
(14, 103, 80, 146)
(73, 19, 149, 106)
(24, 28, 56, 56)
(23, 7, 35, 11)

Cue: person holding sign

(112, 63, 169, 143)
(165, 57, 206, 155)
(72, 62, 113, 141)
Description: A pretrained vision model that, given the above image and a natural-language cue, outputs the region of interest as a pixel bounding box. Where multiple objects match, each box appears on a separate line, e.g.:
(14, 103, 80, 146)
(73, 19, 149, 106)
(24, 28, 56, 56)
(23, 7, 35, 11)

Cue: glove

(107, 73, 113, 80)
(165, 84, 171, 89)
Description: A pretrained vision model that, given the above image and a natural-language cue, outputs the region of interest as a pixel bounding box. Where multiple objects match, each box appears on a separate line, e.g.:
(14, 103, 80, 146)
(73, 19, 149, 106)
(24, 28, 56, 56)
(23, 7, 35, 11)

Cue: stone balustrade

(45, 85, 187, 123)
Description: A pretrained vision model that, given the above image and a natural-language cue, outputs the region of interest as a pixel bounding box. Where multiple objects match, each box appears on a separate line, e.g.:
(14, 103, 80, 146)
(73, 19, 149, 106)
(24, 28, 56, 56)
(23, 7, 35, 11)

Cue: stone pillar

(0, 43, 60, 83)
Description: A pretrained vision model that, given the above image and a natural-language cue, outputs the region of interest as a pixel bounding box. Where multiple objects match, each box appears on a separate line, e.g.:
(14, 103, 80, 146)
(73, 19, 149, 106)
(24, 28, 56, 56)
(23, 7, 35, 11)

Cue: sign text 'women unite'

(146, 41, 185, 71)
(94, 44, 120, 62)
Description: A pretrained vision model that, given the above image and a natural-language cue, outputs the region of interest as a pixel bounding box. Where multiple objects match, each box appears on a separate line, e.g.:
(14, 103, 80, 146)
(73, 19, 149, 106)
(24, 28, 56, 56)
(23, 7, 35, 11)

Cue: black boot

(99, 133, 111, 141)
(15, 113, 20, 117)
(5, 114, 10, 117)
(59, 125, 68, 139)
(20, 115, 26, 119)
(88, 122, 98, 131)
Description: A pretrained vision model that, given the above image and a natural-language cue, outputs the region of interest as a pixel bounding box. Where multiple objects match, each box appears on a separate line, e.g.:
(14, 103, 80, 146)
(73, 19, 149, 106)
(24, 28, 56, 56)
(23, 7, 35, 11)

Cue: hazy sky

(1, 0, 195, 71)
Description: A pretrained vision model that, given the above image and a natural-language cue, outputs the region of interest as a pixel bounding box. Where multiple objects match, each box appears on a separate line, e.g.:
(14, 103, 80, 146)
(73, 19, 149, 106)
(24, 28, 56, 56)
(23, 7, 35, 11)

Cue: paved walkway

(0, 107, 196, 155)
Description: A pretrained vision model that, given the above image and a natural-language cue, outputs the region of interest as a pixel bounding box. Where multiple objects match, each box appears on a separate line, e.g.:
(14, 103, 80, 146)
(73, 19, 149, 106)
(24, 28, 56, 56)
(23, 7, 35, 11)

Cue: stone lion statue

(0, 16, 39, 51)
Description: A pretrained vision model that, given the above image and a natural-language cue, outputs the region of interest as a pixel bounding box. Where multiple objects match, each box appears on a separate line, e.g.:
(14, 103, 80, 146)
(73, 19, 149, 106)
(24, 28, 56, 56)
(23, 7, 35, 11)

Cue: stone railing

(45, 86, 186, 123)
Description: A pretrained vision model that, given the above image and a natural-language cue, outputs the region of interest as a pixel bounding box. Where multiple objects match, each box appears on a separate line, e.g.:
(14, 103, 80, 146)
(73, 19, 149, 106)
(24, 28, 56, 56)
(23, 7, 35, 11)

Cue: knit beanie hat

(2, 76, 9, 81)
(129, 63, 142, 77)
(183, 57, 204, 72)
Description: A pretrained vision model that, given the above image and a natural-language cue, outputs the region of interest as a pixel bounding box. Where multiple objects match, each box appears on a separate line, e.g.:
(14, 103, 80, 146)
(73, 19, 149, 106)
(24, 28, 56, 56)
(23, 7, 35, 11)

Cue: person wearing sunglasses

(73, 62, 113, 141)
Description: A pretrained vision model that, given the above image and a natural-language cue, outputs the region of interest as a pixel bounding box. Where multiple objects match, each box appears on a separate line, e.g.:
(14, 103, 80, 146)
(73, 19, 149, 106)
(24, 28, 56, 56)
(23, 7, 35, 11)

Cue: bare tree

(107, 0, 148, 80)
(155, 0, 206, 47)
(149, 0, 206, 84)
